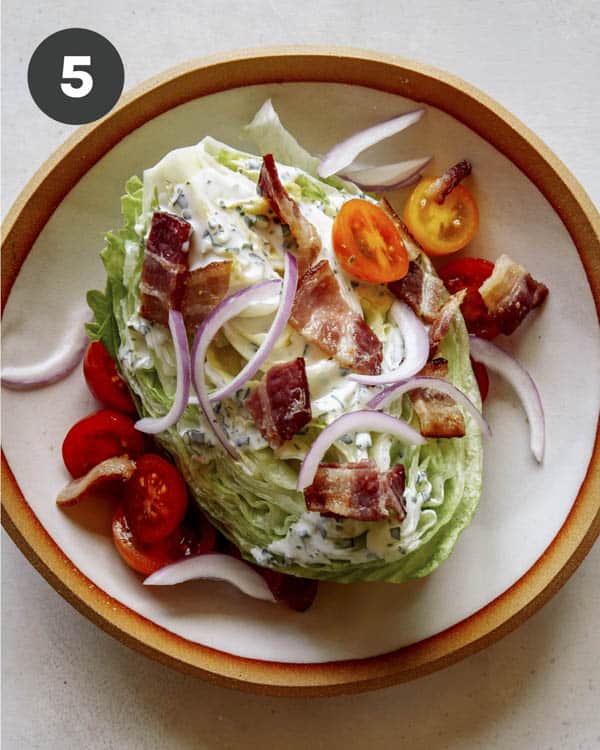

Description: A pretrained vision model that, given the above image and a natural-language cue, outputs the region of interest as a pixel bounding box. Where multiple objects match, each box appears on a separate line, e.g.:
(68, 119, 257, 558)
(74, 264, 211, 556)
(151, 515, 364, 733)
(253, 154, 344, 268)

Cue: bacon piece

(429, 289, 467, 353)
(181, 260, 232, 335)
(246, 358, 312, 449)
(305, 462, 406, 522)
(424, 159, 472, 204)
(379, 198, 421, 261)
(479, 254, 548, 335)
(140, 212, 192, 326)
(56, 456, 136, 508)
(290, 260, 383, 375)
(389, 260, 448, 323)
(258, 154, 321, 276)
(410, 358, 465, 438)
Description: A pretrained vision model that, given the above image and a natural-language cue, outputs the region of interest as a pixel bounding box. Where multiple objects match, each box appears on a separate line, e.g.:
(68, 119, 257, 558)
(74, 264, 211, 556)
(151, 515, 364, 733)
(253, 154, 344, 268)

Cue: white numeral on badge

(60, 56, 93, 98)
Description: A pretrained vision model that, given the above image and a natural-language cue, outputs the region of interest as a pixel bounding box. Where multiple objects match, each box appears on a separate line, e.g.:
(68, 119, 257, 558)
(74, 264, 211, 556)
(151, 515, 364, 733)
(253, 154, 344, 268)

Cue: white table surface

(2, 1, 599, 747)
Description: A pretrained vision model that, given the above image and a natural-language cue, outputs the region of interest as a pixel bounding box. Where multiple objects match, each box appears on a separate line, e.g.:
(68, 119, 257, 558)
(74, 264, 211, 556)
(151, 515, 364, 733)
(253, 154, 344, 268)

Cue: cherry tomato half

(112, 506, 177, 575)
(123, 454, 188, 545)
(62, 409, 145, 479)
(470, 357, 490, 403)
(83, 341, 137, 415)
(112, 506, 218, 575)
(439, 257, 500, 339)
(403, 177, 479, 256)
(332, 199, 409, 283)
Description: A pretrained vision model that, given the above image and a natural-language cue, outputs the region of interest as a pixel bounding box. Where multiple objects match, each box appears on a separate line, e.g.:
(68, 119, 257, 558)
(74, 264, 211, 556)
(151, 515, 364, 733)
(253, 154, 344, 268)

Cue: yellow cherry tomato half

(332, 199, 409, 283)
(402, 177, 479, 256)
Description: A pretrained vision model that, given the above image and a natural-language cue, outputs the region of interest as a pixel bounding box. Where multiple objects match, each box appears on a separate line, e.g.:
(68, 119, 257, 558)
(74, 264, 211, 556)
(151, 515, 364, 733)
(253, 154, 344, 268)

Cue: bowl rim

(2, 45, 599, 696)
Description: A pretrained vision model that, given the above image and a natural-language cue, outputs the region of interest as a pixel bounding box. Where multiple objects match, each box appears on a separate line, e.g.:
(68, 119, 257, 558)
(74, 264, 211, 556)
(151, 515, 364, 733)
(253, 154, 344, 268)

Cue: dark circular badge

(28, 28, 124, 125)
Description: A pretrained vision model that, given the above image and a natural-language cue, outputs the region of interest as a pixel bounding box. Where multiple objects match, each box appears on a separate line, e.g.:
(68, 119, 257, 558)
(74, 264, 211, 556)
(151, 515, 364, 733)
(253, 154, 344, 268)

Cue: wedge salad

(3, 100, 549, 611)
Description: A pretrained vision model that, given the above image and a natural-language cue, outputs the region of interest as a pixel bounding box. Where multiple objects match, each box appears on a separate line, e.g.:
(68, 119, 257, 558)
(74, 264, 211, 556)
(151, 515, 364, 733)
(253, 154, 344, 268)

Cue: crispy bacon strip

(389, 260, 449, 323)
(56, 456, 136, 508)
(479, 254, 548, 335)
(429, 289, 467, 353)
(289, 260, 383, 375)
(246, 358, 312, 449)
(379, 198, 421, 261)
(140, 212, 192, 326)
(181, 260, 232, 335)
(410, 358, 466, 438)
(258, 154, 321, 276)
(424, 159, 472, 204)
(305, 462, 406, 522)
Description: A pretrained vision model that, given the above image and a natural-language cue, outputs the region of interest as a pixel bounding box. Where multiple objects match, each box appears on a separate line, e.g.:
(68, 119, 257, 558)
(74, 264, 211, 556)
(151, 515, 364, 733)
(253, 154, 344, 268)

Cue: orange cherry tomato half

(403, 177, 479, 256)
(83, 341, 137, 416)
(332, 199, 409, 283)
(62, 409, 145, 479)
(123, 454, 188, 545)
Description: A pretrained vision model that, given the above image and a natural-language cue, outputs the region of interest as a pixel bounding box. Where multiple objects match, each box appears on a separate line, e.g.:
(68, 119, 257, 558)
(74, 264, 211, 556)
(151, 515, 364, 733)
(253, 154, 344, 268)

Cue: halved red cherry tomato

(332, 199, 409, 283)
(112, 506, 218, 575)
(470, 357, 489, 403)
(112, 506, 177, 575)
(123, 454, 188, 544)
(62, 409, 145, 479)
(403, 177, 479, 256)
(83, 341, 137, 416)
(439, 257, 500, 339)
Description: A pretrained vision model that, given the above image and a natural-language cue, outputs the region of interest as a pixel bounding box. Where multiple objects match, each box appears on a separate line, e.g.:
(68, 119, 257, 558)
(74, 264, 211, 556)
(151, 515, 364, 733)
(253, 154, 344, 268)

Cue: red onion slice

(317, 109, 425, 179)
(1, 308, 89, 390)
(191, 278, 282, 459)
(342, 156, 432, 192)
(350, 302, 429, 385)
(143, 553, 276, 602)
(135, 310, 190, 435)
(210, 252, 298, 402)
(368, 376, 491, 438)
(297, 410, 425, 491)
(469, 336, 545, 462)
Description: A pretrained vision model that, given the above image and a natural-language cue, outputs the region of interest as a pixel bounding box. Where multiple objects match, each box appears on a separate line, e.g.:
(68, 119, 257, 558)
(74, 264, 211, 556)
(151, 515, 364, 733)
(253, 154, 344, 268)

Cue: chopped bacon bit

(181, 260, 232, 335)
(56, 456, 136, 508)
(429, 289, 467, 353)
(389, 260, 449, 323)
(290, 260, 383, 375)
(410, 359, 466, 438)
(379, 198, 421, 261)
(304, 461, 406, 522)
(140, 212, 192, 326)
(479, 254, 548, 335)
(258, 154, 321, 276)
(246, 358, 312, 449)
(424, 159, 472, 204)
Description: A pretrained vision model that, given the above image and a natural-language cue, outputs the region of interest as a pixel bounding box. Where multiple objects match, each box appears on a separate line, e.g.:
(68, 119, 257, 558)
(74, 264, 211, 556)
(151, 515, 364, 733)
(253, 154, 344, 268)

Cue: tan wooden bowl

(2, 46, 599, 696)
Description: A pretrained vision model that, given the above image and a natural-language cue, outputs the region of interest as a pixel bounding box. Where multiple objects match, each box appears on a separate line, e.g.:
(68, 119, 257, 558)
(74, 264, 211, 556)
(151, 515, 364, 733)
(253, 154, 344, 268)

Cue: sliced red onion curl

(191, 278, 283, 459)
(350, 302, 429, 386)
(210, 252, 298, 402)
(368, 376, 491, 438)
(56, 456, 137, 508)
(143, 553, 276, 602)
(469, 336, 545, 462)
(297, 410, 425, 491)
(317, 109, 425, 179)
(342, 156, 432, 192)
(135, 310, 190, 435)
(1, 307, 90, 390)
